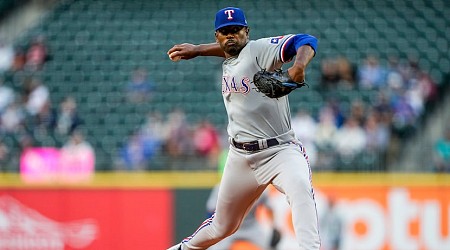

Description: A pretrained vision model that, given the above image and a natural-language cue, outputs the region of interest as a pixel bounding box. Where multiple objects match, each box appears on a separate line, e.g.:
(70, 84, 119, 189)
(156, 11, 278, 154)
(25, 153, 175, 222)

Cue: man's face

(215, 25, 249, 57)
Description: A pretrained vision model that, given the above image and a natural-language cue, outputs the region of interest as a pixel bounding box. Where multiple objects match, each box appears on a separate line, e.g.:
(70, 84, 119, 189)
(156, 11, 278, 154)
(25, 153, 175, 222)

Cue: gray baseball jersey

(222, 35, 295, 142)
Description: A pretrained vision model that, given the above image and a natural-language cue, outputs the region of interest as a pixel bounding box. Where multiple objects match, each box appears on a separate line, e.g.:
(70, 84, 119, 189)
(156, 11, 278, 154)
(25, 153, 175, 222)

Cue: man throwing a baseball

(167, 6, 320, 250)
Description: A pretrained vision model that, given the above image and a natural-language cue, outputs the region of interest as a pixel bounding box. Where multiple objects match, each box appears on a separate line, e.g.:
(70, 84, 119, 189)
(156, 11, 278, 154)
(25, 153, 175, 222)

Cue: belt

(231, 138, 279, 152)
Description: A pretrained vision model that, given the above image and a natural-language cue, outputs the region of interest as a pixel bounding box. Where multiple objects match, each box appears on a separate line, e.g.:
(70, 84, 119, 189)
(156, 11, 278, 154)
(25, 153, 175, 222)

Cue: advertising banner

(20, 147, 94, 184)
(262, 184, 450, 250)
(318, 186, 449, 250)
(0, 189, 172, 250)
(0, 173, 448, 250)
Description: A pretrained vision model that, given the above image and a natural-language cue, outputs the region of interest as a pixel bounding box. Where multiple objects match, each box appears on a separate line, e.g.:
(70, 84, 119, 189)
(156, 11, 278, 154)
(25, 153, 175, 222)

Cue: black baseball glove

(253, 69, 308, 98)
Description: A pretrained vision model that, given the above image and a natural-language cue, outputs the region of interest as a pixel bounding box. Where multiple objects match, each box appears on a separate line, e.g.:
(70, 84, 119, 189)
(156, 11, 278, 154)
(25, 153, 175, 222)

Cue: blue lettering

(240, 77, 250, 94)
(222, 76, 251, 95)
(222, 76, 231, 93)
(230, 77, 238, 92)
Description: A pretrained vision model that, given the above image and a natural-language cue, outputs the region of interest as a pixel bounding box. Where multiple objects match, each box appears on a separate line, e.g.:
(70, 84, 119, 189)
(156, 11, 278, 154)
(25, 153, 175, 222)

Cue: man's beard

(224, 44, 243, 56)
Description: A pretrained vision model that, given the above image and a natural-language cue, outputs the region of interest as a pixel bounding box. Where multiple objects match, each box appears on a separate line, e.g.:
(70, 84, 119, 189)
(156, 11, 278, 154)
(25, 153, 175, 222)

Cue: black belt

(231, 138, 279, 152)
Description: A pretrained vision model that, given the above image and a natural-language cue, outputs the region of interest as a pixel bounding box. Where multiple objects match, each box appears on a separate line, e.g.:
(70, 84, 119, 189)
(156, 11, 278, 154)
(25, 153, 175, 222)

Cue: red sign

(0, 190, 173, 250)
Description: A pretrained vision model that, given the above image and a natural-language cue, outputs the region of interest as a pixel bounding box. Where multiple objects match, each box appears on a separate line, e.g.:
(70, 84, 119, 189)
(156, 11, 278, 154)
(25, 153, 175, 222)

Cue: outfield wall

(0, 172, 448, 250)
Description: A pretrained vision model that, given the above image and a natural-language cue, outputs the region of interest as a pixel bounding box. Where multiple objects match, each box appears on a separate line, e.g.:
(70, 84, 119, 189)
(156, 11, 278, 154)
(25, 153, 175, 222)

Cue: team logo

(270, 36, 284, 44)
(224, 9, 235, 19)
(222, 76, 251, 95)
(0, 195, 98, 250)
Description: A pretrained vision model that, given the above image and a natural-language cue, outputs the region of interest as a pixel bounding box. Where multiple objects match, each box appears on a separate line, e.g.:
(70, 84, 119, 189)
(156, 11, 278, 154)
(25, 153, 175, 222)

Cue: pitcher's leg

(271, 145, 321, 250)
(183, 148, 266, 250)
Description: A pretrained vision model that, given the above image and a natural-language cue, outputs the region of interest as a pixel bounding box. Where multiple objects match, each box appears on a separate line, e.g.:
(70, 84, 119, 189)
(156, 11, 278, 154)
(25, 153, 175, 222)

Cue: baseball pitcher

(167, 6, 320, 250)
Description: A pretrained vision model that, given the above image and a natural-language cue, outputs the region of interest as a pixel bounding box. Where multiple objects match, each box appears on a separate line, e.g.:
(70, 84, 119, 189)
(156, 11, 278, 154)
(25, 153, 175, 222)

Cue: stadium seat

(6, 0, 447, 170)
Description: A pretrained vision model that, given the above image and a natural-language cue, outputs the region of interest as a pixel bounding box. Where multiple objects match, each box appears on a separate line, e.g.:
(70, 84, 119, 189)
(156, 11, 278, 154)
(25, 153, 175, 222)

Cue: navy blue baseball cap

(215, 7, 248, 31)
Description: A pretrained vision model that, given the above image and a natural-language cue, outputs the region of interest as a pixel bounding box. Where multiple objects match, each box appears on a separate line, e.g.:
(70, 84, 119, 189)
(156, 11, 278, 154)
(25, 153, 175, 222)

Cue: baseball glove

(253, 69, 308, 98)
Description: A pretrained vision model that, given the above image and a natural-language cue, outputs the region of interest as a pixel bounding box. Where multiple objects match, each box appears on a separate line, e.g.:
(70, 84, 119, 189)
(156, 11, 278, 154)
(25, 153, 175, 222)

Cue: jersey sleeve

(251, 34, 318, 70)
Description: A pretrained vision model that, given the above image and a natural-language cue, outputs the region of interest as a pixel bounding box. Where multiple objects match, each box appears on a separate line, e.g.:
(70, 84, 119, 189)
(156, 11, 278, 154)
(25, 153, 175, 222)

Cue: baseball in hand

(169, 52, 181, 62)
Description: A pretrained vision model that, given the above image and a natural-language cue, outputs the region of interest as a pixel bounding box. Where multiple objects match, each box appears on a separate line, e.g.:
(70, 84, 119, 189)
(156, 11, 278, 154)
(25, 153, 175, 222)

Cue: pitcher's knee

(212, 221, 240, 240)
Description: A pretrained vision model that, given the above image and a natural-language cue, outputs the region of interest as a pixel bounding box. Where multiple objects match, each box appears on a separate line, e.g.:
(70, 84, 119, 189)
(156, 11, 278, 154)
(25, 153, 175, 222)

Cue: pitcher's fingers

(167, 45, 181, 55)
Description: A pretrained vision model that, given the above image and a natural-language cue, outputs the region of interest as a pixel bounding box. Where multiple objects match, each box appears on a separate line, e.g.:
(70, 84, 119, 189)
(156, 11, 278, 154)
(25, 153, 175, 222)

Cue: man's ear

(215, 31, 219, 42)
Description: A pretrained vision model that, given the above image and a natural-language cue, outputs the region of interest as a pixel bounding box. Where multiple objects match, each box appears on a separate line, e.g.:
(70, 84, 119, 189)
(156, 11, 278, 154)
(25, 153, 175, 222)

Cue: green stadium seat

(5, 0, 446, 171)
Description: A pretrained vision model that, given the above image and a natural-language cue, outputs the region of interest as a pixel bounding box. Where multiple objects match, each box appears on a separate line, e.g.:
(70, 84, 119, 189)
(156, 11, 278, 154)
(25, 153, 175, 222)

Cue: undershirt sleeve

(280, 34, 318, 63)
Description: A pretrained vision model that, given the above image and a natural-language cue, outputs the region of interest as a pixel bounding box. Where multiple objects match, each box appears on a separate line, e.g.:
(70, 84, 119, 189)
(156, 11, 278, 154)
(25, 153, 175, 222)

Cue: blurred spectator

(22, 77, 50, 116)
(292, 109, 317, 143)
(359, 110, 395, 170)
(404, 58, 438, 115)
(373, 91, 393, 125)
(386, 56, 404, 91)
(320, 56, 357, 90)
(0, 78, 15, 114)
(433, 126, 450, 172)
(349, 100, 366, 126)
(12, 46, 26, 72)
(59, 129, 95, 181)
(404, 78, 425, 117)
(18, 133, 35, 151)
(193, 119, 220, 169)
(363, 111, 390, 166)
(400, 57, 420, 85)
(1, 101, 25, 134)
(0, 40, 14, 73)
(320, 58, 340, 90)
(55, 96, 83, 135)
(25, 35, 50, 71)
(314, 106, 338, 170)
(358, 55, 387, 89)
(125, 67, 155, 103)
(140, 111, 166, 145)
(315, 106, 338, 150)
(118, 130, 148, 171)
(390, 93, 416, 138)
(117, 111, 168, 170)
(164, 109, 193, 157)
(335, 56, 357, 89)
(326, 99, 346, 128)
(0, 140, 10, 170)
(332, 116, 367, 162)
(139, 112, 165, 169)
(26, 99, 57, 136)
(416, 70, 438, 109)
(292, 109, 318, 167)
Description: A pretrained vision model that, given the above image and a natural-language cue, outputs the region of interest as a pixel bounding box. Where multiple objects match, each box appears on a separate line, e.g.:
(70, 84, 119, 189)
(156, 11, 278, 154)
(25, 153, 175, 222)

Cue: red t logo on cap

(224, 9, 235, 20)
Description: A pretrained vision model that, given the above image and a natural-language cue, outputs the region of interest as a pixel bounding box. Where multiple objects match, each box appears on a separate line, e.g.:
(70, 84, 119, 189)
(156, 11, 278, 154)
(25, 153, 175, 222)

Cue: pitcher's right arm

(167, 43, 225, 61)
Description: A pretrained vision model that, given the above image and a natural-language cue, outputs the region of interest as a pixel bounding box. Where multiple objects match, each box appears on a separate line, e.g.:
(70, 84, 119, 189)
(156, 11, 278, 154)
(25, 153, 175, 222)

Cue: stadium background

(0, 0, 449, 249)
